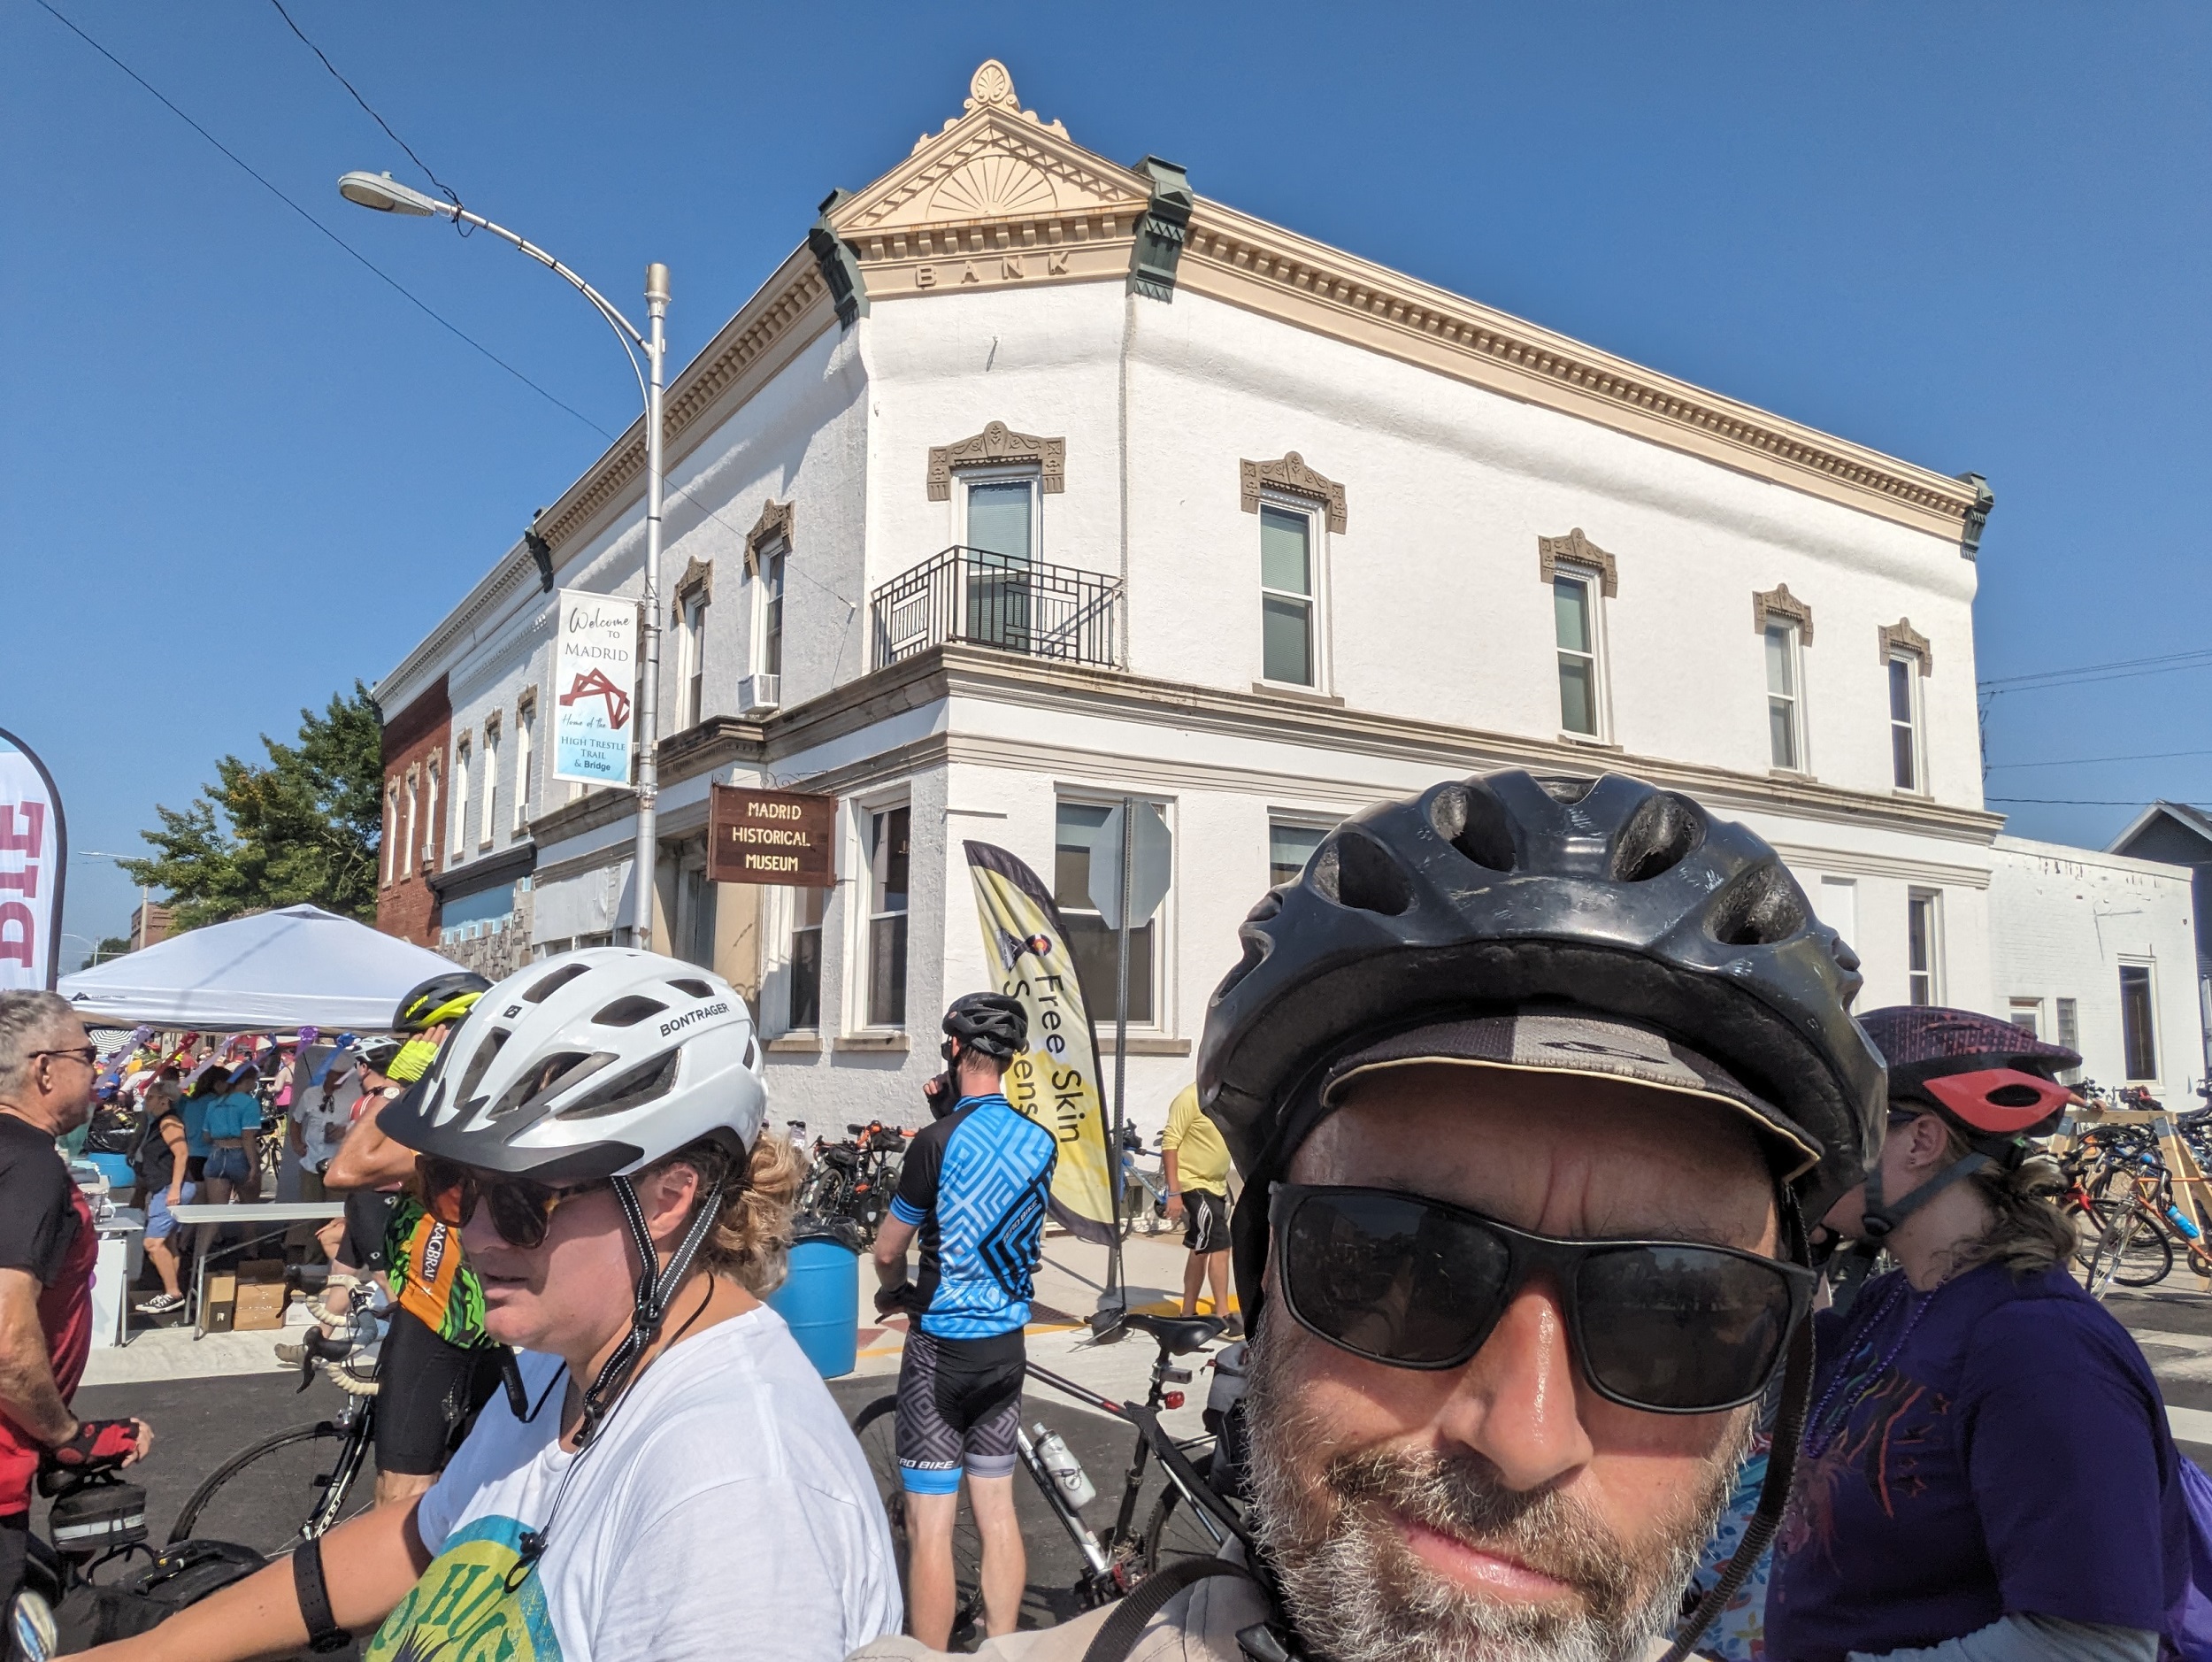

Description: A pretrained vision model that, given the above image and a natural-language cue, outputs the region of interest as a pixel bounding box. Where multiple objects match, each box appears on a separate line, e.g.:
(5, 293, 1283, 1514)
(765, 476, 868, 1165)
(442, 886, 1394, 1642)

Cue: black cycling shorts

(342, 1189, 398, 1275)
(373, 1306, 506, 1477)
(895, 1327, 1024, 1496)
(1182, 1187, 1231, 1255)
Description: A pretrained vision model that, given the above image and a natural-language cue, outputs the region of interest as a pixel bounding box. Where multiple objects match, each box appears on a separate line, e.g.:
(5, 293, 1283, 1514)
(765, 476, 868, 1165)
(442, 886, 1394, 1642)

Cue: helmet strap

(1858, 1150, 1995, 1241)
(576, 1169, 726, 1445)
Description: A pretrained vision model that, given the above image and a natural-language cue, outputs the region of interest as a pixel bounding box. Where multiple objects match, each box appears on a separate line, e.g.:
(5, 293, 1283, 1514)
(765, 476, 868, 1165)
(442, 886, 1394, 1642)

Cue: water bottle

(1031, 1425, 1096, 1511)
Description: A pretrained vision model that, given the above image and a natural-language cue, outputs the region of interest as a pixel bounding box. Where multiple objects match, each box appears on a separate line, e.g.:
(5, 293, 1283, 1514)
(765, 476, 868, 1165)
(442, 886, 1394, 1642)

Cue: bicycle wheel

(1139, 1451, 1233, 1576)
(168, 1420, 376, 1554)
(2112, 1208, 2176, 1288)
(850, 1396, 985, 1641)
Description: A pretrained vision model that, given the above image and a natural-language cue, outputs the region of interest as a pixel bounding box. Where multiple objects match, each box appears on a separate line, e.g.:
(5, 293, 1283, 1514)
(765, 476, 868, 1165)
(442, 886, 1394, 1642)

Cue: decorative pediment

(671, 554, 714, 621)
(1537, 527, 1618, 596)
(827, 63, 1151, 300)
(744, 499, 794, 573)
(1753, 582, 1815, 644)
(1880, 618, 1932, 674)
(1241, 452, 1348, 533)
(928, 423, 1066, 500)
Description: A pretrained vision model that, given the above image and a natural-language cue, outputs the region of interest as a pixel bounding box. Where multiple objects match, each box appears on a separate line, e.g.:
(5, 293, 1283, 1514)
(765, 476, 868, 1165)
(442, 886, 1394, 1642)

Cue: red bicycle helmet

(1853, 1005, 2081, 1238)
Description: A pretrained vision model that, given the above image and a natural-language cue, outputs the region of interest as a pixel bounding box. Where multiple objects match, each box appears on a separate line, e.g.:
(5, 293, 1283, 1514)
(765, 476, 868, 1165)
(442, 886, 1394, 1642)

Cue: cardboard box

(200, 1270, 238, 1333)
(233, 1281, 288, 1332)
(236, 1259, 287, 1285)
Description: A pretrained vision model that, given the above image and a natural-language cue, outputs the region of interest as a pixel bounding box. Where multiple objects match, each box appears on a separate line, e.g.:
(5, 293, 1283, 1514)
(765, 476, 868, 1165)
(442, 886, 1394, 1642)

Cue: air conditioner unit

(738, 673, 781, 715)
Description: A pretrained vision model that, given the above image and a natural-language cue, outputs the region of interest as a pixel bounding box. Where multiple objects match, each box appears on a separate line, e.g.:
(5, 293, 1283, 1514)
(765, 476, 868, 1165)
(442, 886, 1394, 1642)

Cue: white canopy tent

(58, 904, 461, 1031)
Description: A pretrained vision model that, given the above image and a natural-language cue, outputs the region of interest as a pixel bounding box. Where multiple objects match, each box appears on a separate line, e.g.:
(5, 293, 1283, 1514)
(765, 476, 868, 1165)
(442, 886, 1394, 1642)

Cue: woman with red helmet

(1768, 1005, 2187, 1662)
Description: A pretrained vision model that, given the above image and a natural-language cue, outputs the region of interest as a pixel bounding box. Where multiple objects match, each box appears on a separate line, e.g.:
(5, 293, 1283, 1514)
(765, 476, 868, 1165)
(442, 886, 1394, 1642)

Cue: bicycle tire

(850, 1395, 986, 1643)
(1139, 1450, 1231, 1577)
(2113, 1208, 2176, 1288)
(167, 1420, 376, 1554)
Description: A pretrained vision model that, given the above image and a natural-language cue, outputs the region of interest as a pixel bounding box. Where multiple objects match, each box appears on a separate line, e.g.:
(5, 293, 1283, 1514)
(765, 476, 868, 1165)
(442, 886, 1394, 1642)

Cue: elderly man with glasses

(0, 991, 153, 1620)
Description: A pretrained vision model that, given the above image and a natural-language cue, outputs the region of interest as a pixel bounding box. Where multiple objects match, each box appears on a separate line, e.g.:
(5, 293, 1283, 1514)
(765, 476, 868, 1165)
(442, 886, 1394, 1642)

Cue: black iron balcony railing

(872, 546, 1123, 672)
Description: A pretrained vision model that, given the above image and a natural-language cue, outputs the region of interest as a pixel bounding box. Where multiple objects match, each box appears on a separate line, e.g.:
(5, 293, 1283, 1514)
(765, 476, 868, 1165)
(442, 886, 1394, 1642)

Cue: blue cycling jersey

(889, 1093, 1056, 1340)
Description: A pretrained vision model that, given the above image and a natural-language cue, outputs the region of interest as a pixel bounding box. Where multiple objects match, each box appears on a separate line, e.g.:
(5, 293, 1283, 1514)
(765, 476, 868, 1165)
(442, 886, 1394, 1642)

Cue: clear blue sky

(5, 2, 2208, 963)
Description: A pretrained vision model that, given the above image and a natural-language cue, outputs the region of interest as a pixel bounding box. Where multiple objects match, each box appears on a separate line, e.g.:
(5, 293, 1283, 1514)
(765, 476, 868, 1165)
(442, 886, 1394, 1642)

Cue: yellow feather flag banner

(963, 841, 1117, 1244)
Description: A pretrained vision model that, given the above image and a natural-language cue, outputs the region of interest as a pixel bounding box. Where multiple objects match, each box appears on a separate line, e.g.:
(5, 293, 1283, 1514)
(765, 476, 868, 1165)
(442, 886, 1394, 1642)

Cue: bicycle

(798, 1122, 910, 1243)
(165, 1327, 381, 1556)
(850, 1312, 1240, 1642)
(2075, 1133, 2208, 1295)
(1118, 1128, 1171, 1239)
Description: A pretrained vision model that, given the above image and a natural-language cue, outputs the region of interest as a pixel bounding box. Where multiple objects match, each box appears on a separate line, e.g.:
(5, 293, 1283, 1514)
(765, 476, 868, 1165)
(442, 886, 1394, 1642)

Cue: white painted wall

(1989, 836, 2204, 1103)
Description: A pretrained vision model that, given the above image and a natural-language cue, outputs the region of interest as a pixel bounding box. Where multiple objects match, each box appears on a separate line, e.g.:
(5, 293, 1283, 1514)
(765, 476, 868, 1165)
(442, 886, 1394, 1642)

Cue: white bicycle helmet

(383, 947, 766, 1183)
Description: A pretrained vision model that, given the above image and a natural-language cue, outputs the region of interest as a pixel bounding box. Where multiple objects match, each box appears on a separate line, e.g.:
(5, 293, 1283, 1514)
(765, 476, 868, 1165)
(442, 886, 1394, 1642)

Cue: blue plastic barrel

(84, 1153, 135, 1193)
(769, 1235, 861, 1379)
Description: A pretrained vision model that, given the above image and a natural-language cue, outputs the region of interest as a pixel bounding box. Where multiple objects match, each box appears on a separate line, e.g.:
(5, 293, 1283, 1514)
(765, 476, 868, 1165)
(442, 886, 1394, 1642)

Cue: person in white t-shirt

(85, 950, 902, 1662)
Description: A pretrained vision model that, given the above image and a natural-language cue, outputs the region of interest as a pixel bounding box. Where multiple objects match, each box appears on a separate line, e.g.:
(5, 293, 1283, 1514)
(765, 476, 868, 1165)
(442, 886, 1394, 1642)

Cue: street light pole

(337, 171, 670, 949)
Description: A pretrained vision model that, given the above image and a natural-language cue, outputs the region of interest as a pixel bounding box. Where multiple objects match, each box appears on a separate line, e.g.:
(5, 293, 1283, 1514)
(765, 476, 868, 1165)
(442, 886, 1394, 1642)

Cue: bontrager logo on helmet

(659, 1002, 730, 1038)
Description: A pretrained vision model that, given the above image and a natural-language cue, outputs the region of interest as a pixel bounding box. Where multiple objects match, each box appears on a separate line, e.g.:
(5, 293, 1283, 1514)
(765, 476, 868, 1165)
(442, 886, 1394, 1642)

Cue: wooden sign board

(709, 786, 836, 887)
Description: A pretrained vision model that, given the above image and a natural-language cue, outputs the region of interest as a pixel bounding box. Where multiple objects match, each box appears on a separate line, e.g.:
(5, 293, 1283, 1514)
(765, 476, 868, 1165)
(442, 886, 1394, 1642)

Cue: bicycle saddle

(1121, 1313, 1225, 1355)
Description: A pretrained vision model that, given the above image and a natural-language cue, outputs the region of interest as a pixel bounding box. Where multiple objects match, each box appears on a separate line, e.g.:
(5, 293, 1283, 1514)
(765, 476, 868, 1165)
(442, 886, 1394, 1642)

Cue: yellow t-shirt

(1161, 1084, 1231, 1196)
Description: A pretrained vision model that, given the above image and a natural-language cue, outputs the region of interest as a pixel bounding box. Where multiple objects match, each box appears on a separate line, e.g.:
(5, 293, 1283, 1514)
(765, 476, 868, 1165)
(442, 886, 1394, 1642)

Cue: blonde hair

(644, 1130, 805, 1297)
(1943, 1127, 2079, 1278)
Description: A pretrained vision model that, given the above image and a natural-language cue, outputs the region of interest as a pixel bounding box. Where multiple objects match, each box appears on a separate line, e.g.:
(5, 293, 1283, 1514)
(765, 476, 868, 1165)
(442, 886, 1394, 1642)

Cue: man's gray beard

(1240, 1316, 1747, 1662)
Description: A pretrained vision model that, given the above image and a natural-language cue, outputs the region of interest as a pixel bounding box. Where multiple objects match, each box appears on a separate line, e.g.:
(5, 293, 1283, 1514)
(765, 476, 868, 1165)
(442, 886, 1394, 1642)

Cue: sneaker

(134, 1292, 185, 1315)
(273, 1341, 307, 1366)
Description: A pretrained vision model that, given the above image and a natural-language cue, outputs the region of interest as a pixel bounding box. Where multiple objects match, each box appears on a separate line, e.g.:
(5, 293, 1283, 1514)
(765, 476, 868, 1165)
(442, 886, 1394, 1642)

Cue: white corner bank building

(373, 60, 2208, 1135)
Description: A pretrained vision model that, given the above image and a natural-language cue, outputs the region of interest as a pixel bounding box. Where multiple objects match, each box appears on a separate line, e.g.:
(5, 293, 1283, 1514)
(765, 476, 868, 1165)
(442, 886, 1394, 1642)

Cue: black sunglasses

(1271, 1183, 1812, 1415)
(419, 1158, 605, 1250)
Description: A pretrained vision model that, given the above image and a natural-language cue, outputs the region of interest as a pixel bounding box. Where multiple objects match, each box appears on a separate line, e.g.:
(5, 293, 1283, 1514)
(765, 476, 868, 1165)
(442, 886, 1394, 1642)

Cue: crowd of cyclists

(1, 765, 2208, 1661)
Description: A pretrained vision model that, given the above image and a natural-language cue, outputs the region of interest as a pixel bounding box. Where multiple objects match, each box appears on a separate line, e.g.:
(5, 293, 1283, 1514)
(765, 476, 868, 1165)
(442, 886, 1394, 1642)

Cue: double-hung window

(2120, 964, 2158, 1081)
(1888, 656, 1924, 791)
(1268, 820, 1331, 889)
(423, 758, 441, 873)
(480, 725, 499, 849)
(512, 701, 534, 836)
(757, 540, 786, 681)
(1259, 504, 1317, 688)
(451, 740, 472, 862)
(1554, 572, 1602, 736)
(1055, 801, 1162, 1025)
(402, 771, 419, 879)
(2055, 997, 2082, 1082)
(788, 887, 826, 1032)
(1907, 890, 1941, 1005)
(964, 476, 1036, 651)
(865, 805, 910, 1027)
(383, 782, 399, 886)
(1765, 624, 1805, 771)
(2008, 998, 2042, 1038)
(679, 594, 709, 729)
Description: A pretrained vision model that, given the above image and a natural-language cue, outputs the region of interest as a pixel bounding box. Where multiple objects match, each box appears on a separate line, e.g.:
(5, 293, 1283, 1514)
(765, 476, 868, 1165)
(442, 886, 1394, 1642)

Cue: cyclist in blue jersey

(874, 992, 1056, 1649)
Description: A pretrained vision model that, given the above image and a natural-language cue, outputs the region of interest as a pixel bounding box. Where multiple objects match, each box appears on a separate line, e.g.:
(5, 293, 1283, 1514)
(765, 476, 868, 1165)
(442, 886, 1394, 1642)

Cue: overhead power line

(1985, 747, 2212, 772)
(265, 0, 459, 206)
(1986, 796, 2212, 808)
(29, 0, 608, 435)
(1978, 646, 2212, 696)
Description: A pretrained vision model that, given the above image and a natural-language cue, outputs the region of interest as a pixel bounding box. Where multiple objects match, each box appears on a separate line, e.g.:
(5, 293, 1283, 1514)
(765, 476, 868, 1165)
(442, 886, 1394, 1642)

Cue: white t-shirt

(366, 1304, 902, 1662)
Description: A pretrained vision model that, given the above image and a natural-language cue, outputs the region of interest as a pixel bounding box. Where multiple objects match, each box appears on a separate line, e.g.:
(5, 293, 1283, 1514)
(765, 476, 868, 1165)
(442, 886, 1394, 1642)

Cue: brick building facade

(375, 676, 451, 947)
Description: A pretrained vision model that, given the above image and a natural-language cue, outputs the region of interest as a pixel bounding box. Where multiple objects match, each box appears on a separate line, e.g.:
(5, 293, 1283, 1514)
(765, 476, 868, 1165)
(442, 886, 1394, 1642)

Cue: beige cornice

(534, 249, 833, 555)
(1754, 583, 1816, 644)
(1176, 200, 1979, 542)
(1538, 527, 1618, 596)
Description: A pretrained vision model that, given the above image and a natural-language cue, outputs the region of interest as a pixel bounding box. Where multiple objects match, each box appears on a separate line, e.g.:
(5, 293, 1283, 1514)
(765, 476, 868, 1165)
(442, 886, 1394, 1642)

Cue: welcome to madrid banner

(0, 727, 66, 992)
(962, 841, 1117, 1244)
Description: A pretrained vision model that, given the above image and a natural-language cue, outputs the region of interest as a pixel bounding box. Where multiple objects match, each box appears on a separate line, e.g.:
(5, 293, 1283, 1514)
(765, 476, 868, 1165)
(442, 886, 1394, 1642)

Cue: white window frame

(1888, 653, 1927, 794)
(753, 536, 787, 681)
(678, 592, 708, 729)
(382, 781, 399, 887)
(1907, 888, 1942, 1006)
(1265, 815, 1336, 890)
(479, 725, 499, 850)
(959, 466, 1043, 556)
(512, 701, 534, 837)
(1764, 620, 1807, 773)
(2008, 997, 2043, 1039)
(2119, 959, 2160, 1082)
(1552, 564, 1610, 741)
(1256, 493, 1326, 692)
(856, 796, 912, 1032)
(450, 738, 472, 861)
(422, 756, 442, 873)
(1053, 794, 1174, 1033)
(2055, 996, 2083, 1083)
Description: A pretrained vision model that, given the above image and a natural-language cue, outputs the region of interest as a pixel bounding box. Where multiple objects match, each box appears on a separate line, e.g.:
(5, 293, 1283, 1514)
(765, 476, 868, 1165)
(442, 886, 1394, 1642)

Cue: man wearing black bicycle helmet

(859, 770, 1883, 1662)
(1770, 1006, 2184, 1662)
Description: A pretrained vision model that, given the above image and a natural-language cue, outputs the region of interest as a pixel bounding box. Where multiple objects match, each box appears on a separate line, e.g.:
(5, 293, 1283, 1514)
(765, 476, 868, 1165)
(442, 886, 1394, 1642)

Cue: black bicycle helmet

(393, 969, 492, 1035)
(942, 991, 1028, 1061)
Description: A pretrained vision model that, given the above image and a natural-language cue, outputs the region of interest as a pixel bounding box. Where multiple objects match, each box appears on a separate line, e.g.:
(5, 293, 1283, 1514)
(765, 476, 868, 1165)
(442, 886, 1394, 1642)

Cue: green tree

(125, 684, 384, 929)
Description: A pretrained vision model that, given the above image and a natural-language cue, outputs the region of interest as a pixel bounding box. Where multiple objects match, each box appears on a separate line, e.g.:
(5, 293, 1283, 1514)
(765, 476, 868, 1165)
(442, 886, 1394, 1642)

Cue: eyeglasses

(419, 1158, 605, 1250)
(1271, 1183, 1812, 1415)
(29, 1046, 99, 1070)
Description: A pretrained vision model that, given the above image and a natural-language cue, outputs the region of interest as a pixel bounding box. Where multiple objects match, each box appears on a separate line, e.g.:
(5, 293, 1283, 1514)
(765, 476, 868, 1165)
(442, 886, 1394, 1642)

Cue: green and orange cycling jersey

(384, 1194, 494, 1349)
